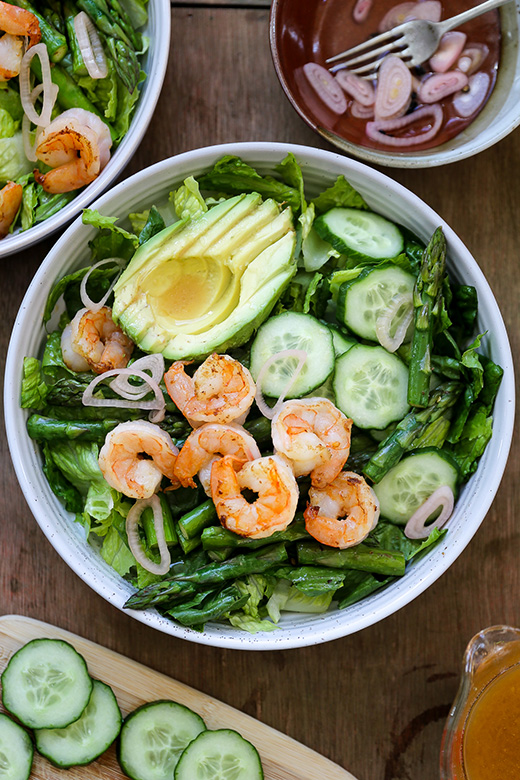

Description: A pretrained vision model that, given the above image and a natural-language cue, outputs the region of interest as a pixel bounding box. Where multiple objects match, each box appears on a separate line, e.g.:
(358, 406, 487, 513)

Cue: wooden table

(1, 3, 519, 779)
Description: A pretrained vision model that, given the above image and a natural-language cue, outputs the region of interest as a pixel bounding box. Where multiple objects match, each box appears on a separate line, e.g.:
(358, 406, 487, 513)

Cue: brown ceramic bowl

(269, 0, 520, 168)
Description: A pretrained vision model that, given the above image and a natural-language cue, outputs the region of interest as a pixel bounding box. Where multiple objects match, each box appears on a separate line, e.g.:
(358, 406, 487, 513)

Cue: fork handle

(437, 0, 512, 34)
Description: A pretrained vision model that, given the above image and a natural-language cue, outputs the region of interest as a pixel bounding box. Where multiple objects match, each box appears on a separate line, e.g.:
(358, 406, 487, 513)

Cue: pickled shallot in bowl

(270, 0, 520, 167)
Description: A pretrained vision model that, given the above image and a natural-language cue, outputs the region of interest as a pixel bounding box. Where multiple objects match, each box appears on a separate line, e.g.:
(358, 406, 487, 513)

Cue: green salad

(21, 153, 503, 634)
(0, 0, 148, 237)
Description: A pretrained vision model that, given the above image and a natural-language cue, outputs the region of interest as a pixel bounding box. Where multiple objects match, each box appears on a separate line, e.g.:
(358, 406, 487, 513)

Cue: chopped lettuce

(196, 154, 301, 212)
(172, 176, 208, 221)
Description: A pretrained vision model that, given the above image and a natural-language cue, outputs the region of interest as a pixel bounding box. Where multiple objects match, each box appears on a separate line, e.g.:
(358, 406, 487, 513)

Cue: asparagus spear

(408, 227, 448, 408)
(364, 380, 463, 483)
(166, 585, 249, 627)
(141, 494, 178, 551)
(12, 0, 68, 61)
(75, 0, 141, 91)
(26, 414, 121, 442)
(297, 541, 406, 576)
(171, 543, 289, 585)
(201, 518, 309, 550)
(125, 544, 288, 610)
(177, 500, 217, 541)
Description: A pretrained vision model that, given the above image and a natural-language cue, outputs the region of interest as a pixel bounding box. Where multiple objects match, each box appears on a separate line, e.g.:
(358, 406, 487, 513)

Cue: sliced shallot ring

(374, 55, 412, 120)
(126, 495, 171, 575)
(366, 103, 443, 146)
(452, 71, 490, 117)
(255, 349, 307, 420)
(82, 367, 166, 422)
(457, 43, 489, 75)
(351, 100, 375, 119)
(21, 84, 46, 162)
(302, 62, 348, 115)
(404, 0, 441, 22)
(375, 291, 414, 352)
(74, 11, 108, 79)
(429, 31, 467, 74)
(80, 257, 126, 313)
(418, 70, 468, 104)
(109, 354, 165, 398)
(19, 43, 57, 127)
(353, 0, 373, 24)
(404, 485, 455, 539)
(379, 1, 416, 31)
(335, 70, 375, 106)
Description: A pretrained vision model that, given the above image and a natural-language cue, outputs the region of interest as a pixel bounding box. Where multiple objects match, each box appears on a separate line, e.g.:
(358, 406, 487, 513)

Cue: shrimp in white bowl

(0, 182, 23, 239)
(0, 0, 40, 79)
(304, 471, 380, 549)
(210, 454, 299, 539)
(174, 422, 261, 493)
(98, 420, 179, 500)
(271, 397, 353, 488)
(164, 353, 256, 428)
(61, 305, 134, 375)
(34, 108, 112, 193)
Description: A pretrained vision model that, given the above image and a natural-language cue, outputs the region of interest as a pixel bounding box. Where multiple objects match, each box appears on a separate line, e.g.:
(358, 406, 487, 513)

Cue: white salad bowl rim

(0, 0, 171, 258)
(4, 142, 515, 649)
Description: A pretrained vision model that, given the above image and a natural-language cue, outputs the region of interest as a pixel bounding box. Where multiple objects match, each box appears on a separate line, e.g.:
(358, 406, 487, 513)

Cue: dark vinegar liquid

(309, 0, 501, 152)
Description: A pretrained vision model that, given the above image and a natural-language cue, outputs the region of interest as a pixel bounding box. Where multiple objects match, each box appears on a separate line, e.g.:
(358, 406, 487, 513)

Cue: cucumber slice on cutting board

(372, 449, 459, 524)
(314, 207, 404, 262)
(34, 679, 122, 767)
(0, 713, 34, 780)
(118, 700, 206, 780)
(1, 638, 93, 729)
(174, 728, 264, 780)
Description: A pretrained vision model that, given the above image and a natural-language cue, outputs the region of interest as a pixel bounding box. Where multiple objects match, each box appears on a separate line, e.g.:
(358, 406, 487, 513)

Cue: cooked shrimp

(98, 420, 179, 499)
(0, 1, 40, 79)
(164, 353, 256, 428)
(174, 422, 261, 493)
(304, 471, 380, 549)
(34, 108, 112, 193)
(0, 181, 22, 239)
(271, 397, 353, 488)
(210, 454, 299, 539)
(63, 306, 134, 375)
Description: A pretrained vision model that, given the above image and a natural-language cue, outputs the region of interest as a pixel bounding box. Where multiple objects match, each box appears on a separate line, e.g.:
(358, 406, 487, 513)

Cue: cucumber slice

(333, 344, 409, 429)
(1, 638, 93, 729)
(118, 700, 206, 780)
(250, 311, 335, 397)
(337, 265, 415, 341)
(34, 679, 122, 768)
(174, 729, 264, 780)
(0, 713, 34, 780)
(328, 324, 357, 357)
(314, 207, 404, 262)
(372, 449, 459, 524)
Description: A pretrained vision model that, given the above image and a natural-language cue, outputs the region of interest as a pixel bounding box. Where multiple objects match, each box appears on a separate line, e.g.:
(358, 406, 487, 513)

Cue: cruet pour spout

(440, 625, 520, 780)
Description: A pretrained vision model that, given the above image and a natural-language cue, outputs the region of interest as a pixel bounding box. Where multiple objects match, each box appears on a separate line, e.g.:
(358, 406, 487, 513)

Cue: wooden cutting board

(0, 615, 359, 780)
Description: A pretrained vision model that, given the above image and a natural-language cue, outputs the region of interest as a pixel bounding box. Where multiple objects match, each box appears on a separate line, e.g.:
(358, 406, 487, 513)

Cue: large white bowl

(4, 142, 515, 649)
(0, 0, 170, 258)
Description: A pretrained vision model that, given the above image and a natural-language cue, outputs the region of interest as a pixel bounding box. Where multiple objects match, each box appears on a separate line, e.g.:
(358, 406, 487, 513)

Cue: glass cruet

(439, 625, 520, 779)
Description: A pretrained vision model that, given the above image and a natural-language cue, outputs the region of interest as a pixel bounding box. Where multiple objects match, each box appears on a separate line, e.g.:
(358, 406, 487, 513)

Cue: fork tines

(326, 29, 410, 77)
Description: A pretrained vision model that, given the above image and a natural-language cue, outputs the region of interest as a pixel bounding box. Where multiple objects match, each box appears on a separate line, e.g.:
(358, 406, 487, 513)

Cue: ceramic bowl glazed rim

(4, 142, 515, 649)
(268, 0, 520, 169)
(0, 0, 171, 258)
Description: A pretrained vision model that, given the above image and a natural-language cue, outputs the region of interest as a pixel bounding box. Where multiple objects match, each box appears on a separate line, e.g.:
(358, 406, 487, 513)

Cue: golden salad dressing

(462, 664, 520, 780)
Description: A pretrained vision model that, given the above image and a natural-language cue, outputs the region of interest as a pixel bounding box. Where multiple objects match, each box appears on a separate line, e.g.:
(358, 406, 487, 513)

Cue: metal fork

(326, 0, 510, 78)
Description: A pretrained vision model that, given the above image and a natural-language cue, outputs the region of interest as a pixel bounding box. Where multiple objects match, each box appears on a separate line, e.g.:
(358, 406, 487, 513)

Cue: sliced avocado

(112, 193, 297, 359)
